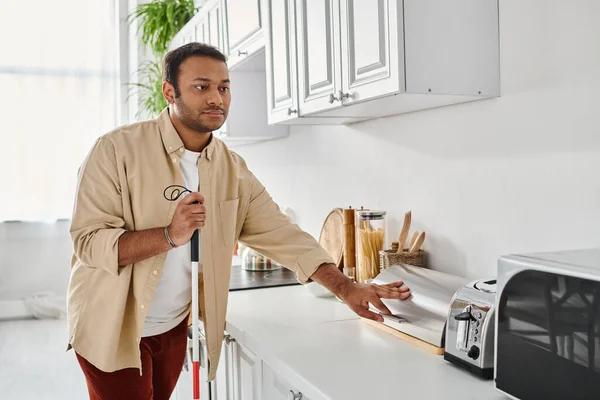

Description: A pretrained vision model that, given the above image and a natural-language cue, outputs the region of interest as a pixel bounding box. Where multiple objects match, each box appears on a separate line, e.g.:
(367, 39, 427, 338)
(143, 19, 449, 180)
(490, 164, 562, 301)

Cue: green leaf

(127, 0, 197, 58)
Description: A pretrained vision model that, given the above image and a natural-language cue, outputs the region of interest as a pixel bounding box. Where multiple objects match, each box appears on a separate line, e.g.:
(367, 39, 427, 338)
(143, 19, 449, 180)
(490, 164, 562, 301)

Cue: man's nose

(206, 89, 223, 106)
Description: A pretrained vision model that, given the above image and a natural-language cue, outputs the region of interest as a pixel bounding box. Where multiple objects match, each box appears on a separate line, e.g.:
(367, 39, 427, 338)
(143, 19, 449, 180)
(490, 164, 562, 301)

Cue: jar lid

(356, 210, 386, 219)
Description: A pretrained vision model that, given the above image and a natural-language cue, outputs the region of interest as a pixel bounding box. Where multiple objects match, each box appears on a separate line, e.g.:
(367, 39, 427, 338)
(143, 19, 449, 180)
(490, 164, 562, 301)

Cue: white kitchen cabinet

(263, 0, 299, 124)
(171, 2, 289, 146)
(295, 0, 342, 116)
(338, 0, 404, 105)
(221, 49, 289, 145)
(213, 334, 235, 400)
(264, 0, 500, 124)
(206, 0, 226, 51)
(182, 31, 195, 45)
(264, 0, 362, 125)
(173, 0, 225, 52)
(174, 330, 235, 400)
(195, 18, 208, 44)
(403, 0, 501, 96)
(174, 325, 324, 400)
(223, 0, 264, 68)
(232, 339, 262, 400)
(262, 362, 311, 400)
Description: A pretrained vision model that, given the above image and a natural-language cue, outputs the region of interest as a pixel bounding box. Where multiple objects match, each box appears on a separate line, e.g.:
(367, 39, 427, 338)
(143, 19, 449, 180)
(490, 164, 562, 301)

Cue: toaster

(444, 278, 497, 379)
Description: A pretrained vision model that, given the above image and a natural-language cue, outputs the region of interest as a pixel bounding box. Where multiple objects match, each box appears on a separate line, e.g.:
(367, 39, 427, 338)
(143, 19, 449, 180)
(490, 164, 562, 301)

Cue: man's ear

(162, 81, 175, 104)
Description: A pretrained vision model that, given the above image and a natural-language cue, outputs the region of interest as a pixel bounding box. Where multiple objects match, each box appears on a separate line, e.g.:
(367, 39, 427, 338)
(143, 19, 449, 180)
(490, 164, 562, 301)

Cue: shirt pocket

(219, 198, 240, 248)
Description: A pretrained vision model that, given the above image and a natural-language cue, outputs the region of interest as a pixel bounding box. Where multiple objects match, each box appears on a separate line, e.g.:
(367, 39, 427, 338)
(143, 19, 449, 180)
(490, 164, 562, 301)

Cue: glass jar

(355, 210, 387, 283)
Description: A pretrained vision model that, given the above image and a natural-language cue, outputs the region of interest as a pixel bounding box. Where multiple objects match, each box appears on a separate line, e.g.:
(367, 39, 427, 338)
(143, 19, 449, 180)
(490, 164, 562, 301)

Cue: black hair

(162, 42, 228, 97)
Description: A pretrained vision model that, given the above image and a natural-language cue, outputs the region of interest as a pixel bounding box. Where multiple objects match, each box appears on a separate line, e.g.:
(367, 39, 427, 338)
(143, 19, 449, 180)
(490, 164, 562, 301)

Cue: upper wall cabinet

(173, 0, 226, 53)
(296, 0, 403, 116)
(266, 0, 501, 124)
(295, 0, 342, 116)
(263, 0, 299, 124)
(203, 1, 226, 51)
(338, 0, 404, 106)
(170, 1, 289, 146)
(264, 0, 363, 125)
(223, 0, 264, 68)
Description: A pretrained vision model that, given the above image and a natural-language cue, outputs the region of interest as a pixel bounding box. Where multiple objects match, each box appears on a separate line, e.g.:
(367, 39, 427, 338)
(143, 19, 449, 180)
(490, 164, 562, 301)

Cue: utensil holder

(380, 249, 425, 269)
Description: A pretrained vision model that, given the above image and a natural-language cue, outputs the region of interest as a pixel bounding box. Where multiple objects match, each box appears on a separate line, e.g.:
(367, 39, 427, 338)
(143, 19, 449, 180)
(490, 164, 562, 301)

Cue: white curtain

(0, 0, 121, 221)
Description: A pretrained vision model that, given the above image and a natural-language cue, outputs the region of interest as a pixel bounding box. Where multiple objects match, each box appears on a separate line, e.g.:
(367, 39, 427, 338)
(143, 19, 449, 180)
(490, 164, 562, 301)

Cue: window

(0, 0, 121, 221)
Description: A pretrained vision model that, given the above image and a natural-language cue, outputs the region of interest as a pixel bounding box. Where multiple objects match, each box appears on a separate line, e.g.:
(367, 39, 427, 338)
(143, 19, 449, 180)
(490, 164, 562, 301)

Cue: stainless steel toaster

(444, 278, 497, 379)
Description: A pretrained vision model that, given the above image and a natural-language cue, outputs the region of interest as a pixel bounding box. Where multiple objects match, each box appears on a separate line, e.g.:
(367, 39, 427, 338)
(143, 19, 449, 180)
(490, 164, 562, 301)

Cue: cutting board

(318, 208, 345, 270)
(361, 318, 445, 355)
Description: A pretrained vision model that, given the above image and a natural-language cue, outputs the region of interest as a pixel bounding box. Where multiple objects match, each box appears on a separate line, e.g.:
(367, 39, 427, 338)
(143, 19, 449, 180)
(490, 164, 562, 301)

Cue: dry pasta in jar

(355, 210, 387, 283)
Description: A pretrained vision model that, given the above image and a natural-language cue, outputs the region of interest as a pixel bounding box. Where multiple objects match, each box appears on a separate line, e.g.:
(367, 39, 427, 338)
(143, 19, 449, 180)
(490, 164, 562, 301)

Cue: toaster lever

(455, 311, 475, 321)
(456, 306, 473, 352)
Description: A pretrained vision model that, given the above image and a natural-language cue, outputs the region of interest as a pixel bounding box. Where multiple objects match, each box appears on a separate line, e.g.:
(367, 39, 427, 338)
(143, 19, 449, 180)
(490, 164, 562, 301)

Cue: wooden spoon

(409, 231, 426, 253)
(409, 231, 419, 249)
(397, 211, 412, 253)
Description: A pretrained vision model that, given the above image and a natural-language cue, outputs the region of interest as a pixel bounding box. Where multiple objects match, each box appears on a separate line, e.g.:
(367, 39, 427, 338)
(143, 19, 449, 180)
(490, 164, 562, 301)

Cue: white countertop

(226, 285, 509, 400)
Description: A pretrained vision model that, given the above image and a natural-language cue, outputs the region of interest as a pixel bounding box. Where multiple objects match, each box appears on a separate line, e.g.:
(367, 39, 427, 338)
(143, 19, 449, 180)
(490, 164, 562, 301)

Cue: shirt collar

(157, 107, 216, 161)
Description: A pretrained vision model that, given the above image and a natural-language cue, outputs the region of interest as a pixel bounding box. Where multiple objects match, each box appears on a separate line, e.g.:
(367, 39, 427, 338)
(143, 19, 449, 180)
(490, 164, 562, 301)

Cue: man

(67, 42, 410, 400)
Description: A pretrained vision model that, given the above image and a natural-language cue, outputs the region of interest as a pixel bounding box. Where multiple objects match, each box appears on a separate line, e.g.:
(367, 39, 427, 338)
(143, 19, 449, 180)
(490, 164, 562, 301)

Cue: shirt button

(168, 146, 173, 150)
(179, 148, 184, 153)
(152, 270, 158, 275)
(172, 158, 177, 163)
(140, 304, 146, 310)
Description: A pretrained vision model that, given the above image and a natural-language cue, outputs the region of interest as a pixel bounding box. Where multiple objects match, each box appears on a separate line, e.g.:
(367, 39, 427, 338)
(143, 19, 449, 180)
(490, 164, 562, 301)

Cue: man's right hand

(167, 192, 206, 247)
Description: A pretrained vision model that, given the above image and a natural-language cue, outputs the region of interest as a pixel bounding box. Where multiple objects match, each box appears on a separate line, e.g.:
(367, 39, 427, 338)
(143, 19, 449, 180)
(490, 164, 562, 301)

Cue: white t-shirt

(142, 149, 202, 337)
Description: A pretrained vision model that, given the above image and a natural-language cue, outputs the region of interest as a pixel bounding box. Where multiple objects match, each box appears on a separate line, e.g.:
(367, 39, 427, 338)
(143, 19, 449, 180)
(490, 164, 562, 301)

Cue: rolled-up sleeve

(70, 136, 126, 276)
(238, 171, 334, 284)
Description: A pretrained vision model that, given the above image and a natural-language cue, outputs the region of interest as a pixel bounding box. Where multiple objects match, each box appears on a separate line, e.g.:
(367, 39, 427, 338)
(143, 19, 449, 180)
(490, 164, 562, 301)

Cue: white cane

(163, 185, 202, 400)
(191, 228, 200, 400)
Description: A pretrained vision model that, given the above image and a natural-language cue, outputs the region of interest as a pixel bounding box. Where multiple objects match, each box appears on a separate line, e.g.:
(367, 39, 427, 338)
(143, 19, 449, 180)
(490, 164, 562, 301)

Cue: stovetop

(229, 264, 301, 291)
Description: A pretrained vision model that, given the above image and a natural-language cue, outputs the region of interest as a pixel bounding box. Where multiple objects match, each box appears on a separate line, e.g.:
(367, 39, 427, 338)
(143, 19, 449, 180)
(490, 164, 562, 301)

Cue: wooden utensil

(410, 231, 419, 249)
(318, 208, 345, 271)
(409, 231, 426, 253)
(397, 211, 412, 253)
(342, 208, 356, 279)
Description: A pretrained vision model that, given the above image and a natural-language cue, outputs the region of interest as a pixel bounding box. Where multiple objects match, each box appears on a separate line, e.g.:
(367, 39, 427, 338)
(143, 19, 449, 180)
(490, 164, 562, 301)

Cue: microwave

(495, 248, 600, 400)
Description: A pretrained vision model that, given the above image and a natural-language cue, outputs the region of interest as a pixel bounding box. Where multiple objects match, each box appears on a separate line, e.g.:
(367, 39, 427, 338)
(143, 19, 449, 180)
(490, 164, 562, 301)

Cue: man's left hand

(337, 280, 411, 322)
(310, 263, 411, 322)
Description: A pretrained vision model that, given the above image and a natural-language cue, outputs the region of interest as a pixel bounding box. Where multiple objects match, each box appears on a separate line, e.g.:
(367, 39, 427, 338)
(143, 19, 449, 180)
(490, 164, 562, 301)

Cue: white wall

(232, 0, 600, 279)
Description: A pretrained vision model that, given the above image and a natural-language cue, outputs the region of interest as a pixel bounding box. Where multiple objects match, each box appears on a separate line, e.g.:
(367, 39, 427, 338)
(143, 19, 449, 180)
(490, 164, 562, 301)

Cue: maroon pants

(76, 316, 189, 400)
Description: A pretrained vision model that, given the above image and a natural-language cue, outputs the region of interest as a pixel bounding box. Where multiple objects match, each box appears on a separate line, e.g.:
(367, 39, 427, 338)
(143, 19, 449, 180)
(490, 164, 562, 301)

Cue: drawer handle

(287, 108, 298, 116)
(328, 93, 339, 104)
(290, 390, 303, 399)
(238, 50, 248, 56)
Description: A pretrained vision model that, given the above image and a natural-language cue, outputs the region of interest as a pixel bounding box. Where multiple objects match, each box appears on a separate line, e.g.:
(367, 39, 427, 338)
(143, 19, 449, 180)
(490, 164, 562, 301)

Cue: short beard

(174, 96, 225, 133)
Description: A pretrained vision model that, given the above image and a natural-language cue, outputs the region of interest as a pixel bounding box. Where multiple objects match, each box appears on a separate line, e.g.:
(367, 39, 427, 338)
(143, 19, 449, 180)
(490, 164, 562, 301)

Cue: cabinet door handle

(290, 390, 303, 399)
(224, 335, 236, 345)
(339, 90, 353, 100)
(287, 108, 298, 116)
(328, 93, 339, 104)
(238, 50, 248, 56)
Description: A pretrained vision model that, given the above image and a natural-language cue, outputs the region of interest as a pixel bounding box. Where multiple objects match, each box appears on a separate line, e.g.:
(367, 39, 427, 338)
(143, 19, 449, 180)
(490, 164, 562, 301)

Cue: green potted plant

(128, 0, 197, 57)
(127, 0, 198, 118)
(127, 60, 167, 119)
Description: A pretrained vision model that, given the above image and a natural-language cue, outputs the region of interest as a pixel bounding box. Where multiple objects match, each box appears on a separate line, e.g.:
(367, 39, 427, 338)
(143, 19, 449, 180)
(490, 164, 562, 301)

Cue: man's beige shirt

(67, 108, 333, 380)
